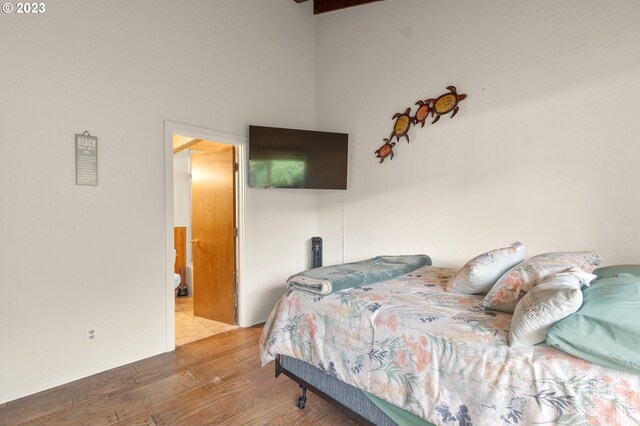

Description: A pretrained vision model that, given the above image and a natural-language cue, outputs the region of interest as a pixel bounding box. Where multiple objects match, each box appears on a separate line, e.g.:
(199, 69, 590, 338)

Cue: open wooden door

(191, 144, 237, 324)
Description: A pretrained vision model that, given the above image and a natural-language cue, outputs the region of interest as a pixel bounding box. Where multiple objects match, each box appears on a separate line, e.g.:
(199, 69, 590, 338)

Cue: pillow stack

(448, 245, 604, 348)
(450, 248, 640, 369)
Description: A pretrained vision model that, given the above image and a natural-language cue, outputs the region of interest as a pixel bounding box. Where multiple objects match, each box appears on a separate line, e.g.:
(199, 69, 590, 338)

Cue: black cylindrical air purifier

(311, 237, 323, 268)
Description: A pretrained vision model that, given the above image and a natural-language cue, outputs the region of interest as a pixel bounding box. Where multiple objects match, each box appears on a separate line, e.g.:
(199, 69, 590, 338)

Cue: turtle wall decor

(374, 86, 467, 164)
(425, 86, 467, 124)
(375, 138, 396, 163)
(413, 100, 432, 128)
(390, 108, 413, 143)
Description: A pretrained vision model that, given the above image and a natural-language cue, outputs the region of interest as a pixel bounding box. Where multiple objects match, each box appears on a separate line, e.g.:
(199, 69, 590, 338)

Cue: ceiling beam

(312, 0, 382, 15)
(173, 138, 202, 154)
(189, 140, 229, 153)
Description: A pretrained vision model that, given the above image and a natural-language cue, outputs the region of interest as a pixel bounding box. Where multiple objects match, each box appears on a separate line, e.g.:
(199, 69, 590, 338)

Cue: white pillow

(509, 270, 595, 348)
(447, 242, 527, 294)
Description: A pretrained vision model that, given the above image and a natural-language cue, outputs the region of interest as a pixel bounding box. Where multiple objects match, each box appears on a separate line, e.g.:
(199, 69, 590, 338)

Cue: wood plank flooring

(0, 325, 361, 425)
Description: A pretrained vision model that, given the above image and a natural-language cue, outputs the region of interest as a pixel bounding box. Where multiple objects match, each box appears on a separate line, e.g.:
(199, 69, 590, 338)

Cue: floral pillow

(509, 270, 596, 348)
(482, 251, 602, 311)
(447, 242, 526, 294)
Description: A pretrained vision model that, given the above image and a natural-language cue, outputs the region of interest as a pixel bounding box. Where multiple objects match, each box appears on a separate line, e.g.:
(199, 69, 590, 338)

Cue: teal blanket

(287, 255, 431, 295)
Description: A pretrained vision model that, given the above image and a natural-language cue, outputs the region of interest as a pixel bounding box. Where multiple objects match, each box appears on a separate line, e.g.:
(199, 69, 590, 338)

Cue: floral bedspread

(260, 266, 640, 425)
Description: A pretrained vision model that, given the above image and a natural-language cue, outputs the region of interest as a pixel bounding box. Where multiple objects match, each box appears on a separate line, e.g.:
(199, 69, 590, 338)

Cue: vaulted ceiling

(294, 0, 382, 15)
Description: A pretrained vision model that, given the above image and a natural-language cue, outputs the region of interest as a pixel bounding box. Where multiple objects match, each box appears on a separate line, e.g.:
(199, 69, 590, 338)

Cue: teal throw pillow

(593, 264, 640, 279)
(546, 273, 640, 374)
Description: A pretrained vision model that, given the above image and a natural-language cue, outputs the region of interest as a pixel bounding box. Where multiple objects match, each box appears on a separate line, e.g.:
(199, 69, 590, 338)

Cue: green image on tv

(249, 158, 306, 188)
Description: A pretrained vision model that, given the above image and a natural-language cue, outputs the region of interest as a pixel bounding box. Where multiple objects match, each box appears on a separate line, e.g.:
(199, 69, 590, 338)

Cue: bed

(260, 258, 640, 425)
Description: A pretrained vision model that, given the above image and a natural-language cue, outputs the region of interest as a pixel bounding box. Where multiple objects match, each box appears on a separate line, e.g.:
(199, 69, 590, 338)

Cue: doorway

(164, 122, 248, 351)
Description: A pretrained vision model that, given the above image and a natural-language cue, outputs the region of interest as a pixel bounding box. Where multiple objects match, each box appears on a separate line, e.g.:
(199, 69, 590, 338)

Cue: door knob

(190, 239, 200, 246)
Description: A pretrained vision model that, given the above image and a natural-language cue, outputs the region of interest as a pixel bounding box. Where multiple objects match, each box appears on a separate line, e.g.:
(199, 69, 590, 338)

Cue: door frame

(163, 120, 248, 351)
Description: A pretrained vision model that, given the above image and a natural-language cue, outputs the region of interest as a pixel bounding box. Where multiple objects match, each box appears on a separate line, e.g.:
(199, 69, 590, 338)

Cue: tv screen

(249, 125, 348, 190)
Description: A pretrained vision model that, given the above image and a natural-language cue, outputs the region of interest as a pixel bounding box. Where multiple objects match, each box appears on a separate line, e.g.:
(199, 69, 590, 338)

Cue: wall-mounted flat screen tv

(249, 125, 348, 190)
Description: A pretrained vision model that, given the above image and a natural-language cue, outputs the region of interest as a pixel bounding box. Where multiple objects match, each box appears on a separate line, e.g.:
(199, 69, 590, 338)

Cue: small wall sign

(75, 132, 98, 186)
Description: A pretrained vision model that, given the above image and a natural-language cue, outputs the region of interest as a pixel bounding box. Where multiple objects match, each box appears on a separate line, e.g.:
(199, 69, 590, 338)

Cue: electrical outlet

(86, 327, 98, 343)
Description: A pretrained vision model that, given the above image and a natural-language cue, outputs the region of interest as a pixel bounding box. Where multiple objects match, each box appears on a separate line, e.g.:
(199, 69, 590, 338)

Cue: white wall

(315, 0, 640, 267)
(173, 150, 191, 227)
(0, 0, 316, 403)
(245, 188, 318, 323)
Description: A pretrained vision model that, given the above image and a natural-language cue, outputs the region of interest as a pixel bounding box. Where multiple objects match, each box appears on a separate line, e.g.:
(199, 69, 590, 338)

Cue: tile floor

(175, 297, 238, 346)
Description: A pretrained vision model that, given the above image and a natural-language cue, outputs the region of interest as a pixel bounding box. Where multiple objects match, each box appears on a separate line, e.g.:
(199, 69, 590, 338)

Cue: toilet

(173, 250, 182, 290)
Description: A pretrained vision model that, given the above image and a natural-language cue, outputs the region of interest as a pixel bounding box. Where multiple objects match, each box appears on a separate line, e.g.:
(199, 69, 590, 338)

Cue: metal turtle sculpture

(375, 138, 396, 163)
(413, 100, 432, 128)
(425, 86, 467, 124)
(390, 107, 412, 143)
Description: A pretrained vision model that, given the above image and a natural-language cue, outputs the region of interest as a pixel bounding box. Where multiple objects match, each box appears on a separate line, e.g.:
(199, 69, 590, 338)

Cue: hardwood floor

(0, 325, 361, 425)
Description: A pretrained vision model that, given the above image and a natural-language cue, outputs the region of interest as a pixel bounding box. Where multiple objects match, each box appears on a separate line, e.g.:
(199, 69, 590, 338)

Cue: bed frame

(275, 354, 397, 425)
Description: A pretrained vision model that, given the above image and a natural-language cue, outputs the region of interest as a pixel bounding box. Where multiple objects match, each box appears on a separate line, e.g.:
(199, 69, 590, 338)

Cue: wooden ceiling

(295, 0, 382, 15)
